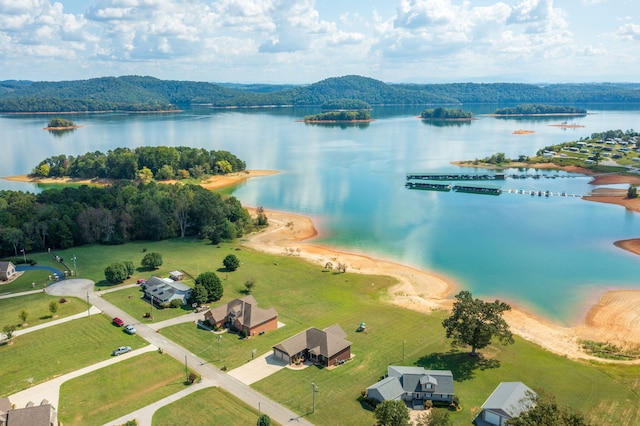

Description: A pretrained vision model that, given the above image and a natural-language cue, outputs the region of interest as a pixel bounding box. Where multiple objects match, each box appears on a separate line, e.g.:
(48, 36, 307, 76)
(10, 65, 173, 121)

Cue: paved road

(43, 279, 313, 426)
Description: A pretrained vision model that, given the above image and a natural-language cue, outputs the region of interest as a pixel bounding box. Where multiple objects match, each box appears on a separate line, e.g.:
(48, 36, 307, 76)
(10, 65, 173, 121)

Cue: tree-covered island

(420, 107, 474, 120)
(303, 109, 371, 122)
(44, 117, 81, 130)
(491, 104, 587, 116)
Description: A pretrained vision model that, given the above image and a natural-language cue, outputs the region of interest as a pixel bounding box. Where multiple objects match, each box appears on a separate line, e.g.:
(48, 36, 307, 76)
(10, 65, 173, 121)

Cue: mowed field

(2, 238, 640, 425)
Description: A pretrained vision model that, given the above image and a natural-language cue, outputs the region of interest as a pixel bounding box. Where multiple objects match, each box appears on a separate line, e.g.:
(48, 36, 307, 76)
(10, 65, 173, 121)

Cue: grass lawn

(0, 314, 147, 396)
(0, 293, 85, 331)
(152, 386, 281, 426)
(0, 269, 56, 294)
(101, 285, 195, 324)
(59, 352, 191, 426)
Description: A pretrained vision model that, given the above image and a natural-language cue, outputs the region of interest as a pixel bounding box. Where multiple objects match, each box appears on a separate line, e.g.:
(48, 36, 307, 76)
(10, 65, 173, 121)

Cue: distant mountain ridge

(1, 75, 639, 112)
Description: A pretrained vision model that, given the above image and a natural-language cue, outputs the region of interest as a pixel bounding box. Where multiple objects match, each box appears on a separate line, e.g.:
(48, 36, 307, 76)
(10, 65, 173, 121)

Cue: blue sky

(0, 0, 638, 83)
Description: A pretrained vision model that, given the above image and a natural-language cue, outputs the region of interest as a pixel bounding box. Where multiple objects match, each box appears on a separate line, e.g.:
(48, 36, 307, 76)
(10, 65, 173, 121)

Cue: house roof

(366, 376, 405, 401)
(205, 296, 277, 329)
(367, 366, 454, 400)
(144, 276, 191, 302)
(0, 261, 15, 271)
(481, 382, 536, 419)
(273, 324, 351, 359)
(5, 403, 56, 426)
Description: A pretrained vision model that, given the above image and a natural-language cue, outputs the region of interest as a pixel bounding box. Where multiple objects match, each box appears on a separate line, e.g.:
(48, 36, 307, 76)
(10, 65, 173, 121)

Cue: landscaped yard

(0, 293, 85, 331)
(0, 314, 147, 396)
(59, 351, 192, 426)
(152, 386, 280, 426)
(0, 268, 55, 294)
(101, 285, 195, 324)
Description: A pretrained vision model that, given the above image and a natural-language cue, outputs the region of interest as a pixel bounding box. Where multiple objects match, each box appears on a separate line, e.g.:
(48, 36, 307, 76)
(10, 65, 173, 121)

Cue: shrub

(141, 252, 163, 269)
(105, 262, 128, 284)
(223, 254, 240, 271)
(169, 299, 183, 309)
(123, 260, 135, 277)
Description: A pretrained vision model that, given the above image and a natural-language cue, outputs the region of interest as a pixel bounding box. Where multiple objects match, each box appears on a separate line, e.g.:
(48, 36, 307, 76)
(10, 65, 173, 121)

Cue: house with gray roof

(478, 382, 536, 426)
(0, 397, 58, 426)
(204, 295, 278, 336)
(366, 366, 454, 409)
(142, 276, 192, 306)
(0, 261, 16, 281)
(272, 324, 351, 367)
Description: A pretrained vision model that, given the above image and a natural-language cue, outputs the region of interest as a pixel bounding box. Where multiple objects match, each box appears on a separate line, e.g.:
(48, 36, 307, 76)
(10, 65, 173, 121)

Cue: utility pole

(86, 290, 90, 317)
(185, 355, 188, 382)
(217, 334, 222, 361)
(72, 255, 77, 276)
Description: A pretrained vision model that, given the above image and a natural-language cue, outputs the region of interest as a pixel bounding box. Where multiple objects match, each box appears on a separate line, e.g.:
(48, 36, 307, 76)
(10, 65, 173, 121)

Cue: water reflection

(420, 119, 473, 127)
(47, 128, 76, 138)
(303, 121, 370, 129)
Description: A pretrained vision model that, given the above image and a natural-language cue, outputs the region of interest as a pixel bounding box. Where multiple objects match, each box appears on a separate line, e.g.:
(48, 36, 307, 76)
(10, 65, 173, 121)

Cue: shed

(169, 270, 183, 281)
(479, 382, 536, 426)
(0, 261, 17, 281)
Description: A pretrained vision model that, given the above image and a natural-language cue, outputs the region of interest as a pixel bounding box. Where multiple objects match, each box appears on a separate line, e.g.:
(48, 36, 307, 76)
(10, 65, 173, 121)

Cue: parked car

(112, 346, 132, 356)
(137, 279, 146, 284)
(112, 317, 124, 327)
(124, 325, 136, 334)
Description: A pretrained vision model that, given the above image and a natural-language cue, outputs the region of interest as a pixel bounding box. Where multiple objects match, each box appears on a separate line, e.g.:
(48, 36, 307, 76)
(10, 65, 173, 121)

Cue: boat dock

(407, 173, 505, 181)
(405, 182, 451, 191)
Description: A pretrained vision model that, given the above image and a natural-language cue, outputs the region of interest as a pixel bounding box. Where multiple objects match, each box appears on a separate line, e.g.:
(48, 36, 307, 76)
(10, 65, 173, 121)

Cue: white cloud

(616, 23, 640, 41)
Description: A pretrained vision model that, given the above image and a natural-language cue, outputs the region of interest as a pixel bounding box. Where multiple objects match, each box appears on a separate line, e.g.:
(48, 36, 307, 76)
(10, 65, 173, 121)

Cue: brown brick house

(272, 324, 352, 367)
(204, 295, 278, 336)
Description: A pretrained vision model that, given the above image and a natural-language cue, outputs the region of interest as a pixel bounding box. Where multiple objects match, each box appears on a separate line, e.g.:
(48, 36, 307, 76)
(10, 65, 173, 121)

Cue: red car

(112, 317, 124, 327)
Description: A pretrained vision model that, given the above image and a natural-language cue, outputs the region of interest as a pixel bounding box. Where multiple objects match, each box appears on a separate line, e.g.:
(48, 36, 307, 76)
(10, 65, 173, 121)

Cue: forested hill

(1, 75, 640, 112)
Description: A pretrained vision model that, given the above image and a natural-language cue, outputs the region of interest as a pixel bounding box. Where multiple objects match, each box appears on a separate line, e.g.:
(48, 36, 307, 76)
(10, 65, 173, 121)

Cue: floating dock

(407, 173, 505, 181)
(405, 182, 451, 191)
(452, 184, 502, 195)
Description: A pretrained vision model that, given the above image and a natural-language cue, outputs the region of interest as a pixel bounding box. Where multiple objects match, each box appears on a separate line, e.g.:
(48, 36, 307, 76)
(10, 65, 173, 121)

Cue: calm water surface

(2, 105, 640, 324)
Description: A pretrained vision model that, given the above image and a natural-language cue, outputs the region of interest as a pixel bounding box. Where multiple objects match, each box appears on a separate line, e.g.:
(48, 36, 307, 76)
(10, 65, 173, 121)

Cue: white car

(112, 346, 132, 356)
(124, 325, 136, 335)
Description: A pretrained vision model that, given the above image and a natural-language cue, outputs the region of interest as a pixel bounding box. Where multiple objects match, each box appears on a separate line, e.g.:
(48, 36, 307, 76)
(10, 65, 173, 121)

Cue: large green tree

(441, 290, 514, 355)
(195, 271, 223, 302)
(223, 254, 240, 271)
(506, 392, 591, 426)
(374, 400, 411, 426)
(105, 262, 128, 284)
(141, 252, 163, 270)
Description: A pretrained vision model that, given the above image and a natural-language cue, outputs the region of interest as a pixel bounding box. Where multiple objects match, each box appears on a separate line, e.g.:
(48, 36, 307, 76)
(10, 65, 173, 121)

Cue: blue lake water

(2, 105, 640, 324)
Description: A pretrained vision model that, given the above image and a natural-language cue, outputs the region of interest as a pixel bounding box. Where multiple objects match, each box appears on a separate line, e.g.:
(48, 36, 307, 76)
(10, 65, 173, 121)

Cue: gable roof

(481, 382, 536, 418)
(205, 295, 277, 329)
(273, 324, 351, 359)
(144, 276, 191, 302)
(367, 366, 455, 400)
(0, 261, 15, 271)
(5, 403, 56, 426)
(366, 376, 405, 401)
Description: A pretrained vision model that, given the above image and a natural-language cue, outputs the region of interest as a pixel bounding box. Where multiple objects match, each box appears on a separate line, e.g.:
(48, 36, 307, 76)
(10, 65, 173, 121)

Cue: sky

(0, 0, 638, 84)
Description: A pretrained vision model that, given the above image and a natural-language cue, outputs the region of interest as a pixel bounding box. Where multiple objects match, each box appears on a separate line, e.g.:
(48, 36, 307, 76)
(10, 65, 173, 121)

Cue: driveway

(227, 352, 289, 385)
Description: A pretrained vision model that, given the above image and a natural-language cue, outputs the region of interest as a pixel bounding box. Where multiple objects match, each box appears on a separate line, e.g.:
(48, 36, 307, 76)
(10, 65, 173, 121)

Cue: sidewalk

(9, 345, 158, 410)
(104, 378, 216, 426)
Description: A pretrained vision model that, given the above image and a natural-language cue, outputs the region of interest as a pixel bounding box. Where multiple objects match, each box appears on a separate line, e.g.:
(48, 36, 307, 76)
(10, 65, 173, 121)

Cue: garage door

(483, 410, 501, 426)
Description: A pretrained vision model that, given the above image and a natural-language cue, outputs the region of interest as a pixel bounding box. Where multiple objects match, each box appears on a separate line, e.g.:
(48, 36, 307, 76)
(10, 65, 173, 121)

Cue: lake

(2, 104, 640, 324)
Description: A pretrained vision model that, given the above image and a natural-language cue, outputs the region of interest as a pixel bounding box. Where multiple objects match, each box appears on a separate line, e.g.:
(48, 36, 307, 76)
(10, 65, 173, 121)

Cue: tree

(189, 284, 208, 306)
(105, 262, 128, 284)
(255, 206, 268, 227)
(3, 325, 16, 340)
(141, 252, 163, 269)
(374, 400, 411, 426)
(257, 414, 271, 426)
(506, 392, 591, 426)
(244, 277, 256, 294)
(442, 290, 514, 355)
(123, 260, 135, 277)
(223, 254, 240, 271)
(195, 271, 223, 302)
(49, 300, 59, 316)
(627, 185, 637, 199)
(416, 409, 452, 426)
(19, 309, 29, 324)
(137, 166, 153, 183)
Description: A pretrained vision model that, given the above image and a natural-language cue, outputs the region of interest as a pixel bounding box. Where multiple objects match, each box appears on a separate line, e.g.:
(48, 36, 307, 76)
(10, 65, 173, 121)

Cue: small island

(44, 117, 83, 130)
(419, 107, 474, 120)
(303, 109, 371, 123)
(321, 98, 371, 111)
(491, 104, 587, 116)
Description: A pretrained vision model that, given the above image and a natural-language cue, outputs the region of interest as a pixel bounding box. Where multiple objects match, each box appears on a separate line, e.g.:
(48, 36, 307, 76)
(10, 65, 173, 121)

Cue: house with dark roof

(272, 324, 352, 367)
(204, 295, 278, 336)
(142, 276, 192, 306)
(0, 397, 58, 426)
(478, 382, 536, 426)
(366, 366, 454, 409)
(0, 261, 16, 281)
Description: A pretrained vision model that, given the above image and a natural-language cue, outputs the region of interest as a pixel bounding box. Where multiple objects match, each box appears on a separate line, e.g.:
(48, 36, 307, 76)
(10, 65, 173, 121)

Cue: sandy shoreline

(5, 168, 640, 360)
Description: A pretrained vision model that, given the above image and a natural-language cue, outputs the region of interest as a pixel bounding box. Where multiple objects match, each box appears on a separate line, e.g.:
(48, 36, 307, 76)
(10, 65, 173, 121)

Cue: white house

(479, 382, 536, 426)
(142, 276, 192, 305)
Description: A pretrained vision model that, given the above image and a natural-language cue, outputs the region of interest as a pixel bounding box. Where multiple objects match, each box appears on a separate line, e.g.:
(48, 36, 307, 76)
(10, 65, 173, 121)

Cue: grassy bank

(0, 293, 85, 331)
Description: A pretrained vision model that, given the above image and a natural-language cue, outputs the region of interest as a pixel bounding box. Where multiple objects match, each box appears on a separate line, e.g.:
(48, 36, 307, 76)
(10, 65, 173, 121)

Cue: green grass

(0, 268, 56, 294)
(0, 314, 147, 396)
(101, 286, 195, 324)
(59, 352, 190, 426)
(0, 293, 85, 331)
(152, 386, 281, 426)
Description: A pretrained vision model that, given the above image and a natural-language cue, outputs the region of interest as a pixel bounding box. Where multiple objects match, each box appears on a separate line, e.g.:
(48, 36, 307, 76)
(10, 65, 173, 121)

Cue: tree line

(420, 107, 473, 119)
(493, 104, 587, 115)
(32, 146, 246, 181)
(0, 182, 258, 258)
(304, 110, 371, 122)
